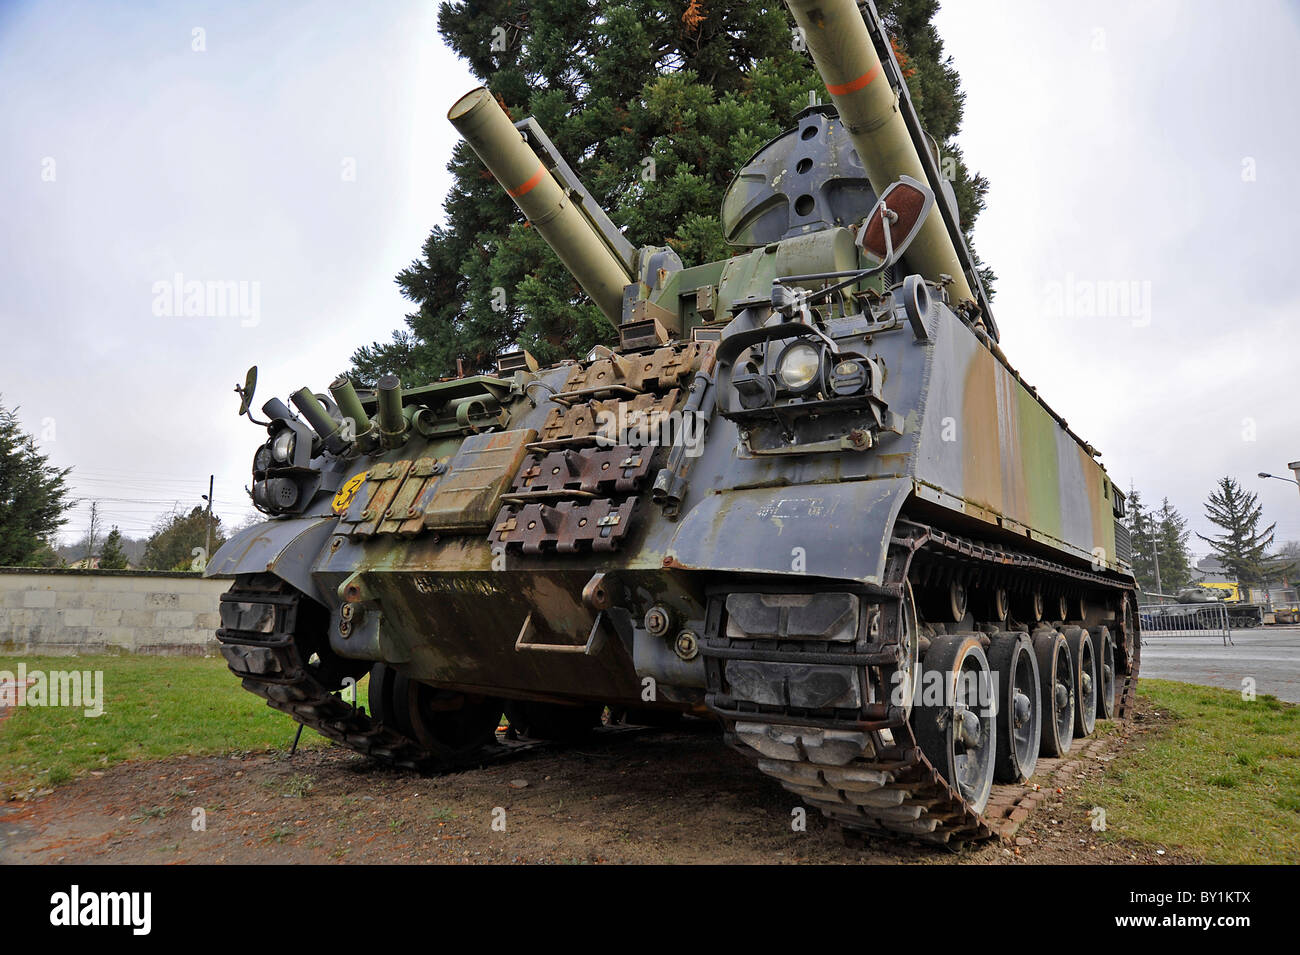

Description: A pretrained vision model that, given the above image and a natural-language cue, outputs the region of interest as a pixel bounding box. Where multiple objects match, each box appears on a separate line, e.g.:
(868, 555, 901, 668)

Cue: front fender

(666, 477, 912, 586)
(205, 516, 338, 605)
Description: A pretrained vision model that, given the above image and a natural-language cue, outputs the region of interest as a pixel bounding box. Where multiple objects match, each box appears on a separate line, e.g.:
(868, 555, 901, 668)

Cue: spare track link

(710, 520, 1141, 845)
(216, 576, 441, 771)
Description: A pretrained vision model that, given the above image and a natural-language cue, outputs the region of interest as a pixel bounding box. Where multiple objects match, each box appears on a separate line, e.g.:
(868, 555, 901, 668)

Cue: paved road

(1138, 626, 1300, 702)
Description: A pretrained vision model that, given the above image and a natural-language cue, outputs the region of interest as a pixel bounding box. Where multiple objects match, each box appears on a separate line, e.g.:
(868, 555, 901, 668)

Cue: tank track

(706, 518, 1140, 845)
(216, 575, 444, 771)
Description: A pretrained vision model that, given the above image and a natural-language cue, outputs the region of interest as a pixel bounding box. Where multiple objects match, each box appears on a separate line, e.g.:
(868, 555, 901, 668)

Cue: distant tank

(207, 0, 1140, 843)
(1139, 586, 1263, 630)
(1178, 587, 1262, 628)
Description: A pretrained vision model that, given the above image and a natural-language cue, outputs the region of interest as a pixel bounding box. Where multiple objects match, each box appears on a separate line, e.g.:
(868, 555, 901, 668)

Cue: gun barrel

(785, 0, 974, 307)
(375, 374, 408, 445)
(448, 88, 633, 324)
(329, 374, 372, 435)
(291, 387, 340, 442)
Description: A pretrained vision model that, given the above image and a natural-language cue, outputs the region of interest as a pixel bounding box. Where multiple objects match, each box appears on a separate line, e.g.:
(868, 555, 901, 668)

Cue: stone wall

(0, 568, 228, 656)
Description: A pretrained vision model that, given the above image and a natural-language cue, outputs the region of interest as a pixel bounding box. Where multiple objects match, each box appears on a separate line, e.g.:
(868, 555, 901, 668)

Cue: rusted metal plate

(537, 389, 680, 445)
(377, 456, 446, 535)
(558, 343, 703, 396)
(507, 445, 652, 498)
(423, 429, 538, 533)
(339, 459, 412, 537)
(490, 498, 637, 554)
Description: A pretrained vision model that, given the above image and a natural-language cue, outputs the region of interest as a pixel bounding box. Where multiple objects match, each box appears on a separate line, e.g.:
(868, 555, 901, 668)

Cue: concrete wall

(0, 568, 227, 656)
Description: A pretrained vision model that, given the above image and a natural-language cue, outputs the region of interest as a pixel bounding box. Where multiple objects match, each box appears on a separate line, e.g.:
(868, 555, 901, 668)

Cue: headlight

(271, 429, 296, 464)
(253, 444, 273, 472)
(828, 359, 868, 396)
(777, 341, 822, 392)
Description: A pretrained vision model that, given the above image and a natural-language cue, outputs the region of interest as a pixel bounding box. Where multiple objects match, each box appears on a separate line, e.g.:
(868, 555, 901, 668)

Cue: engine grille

(1114, 519, 1132, 564)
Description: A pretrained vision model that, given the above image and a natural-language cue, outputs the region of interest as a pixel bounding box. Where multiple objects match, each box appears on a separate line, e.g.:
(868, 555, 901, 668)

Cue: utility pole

(85, 501, 100, 566)
(1151, 538, 1164, 601)
(1136, 507, 1164, 600)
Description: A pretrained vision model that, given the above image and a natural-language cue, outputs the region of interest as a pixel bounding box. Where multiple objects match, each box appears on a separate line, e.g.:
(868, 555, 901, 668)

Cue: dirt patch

(0, 701, 1188, 865)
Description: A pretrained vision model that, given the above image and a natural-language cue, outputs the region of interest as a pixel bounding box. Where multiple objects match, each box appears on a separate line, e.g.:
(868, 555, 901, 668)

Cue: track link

(216, 575, 447, 771)
(706, 519, 1141, 845)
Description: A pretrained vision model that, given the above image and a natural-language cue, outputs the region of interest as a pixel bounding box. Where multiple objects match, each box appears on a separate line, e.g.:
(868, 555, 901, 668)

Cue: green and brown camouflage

(208, 0, 1138, 839)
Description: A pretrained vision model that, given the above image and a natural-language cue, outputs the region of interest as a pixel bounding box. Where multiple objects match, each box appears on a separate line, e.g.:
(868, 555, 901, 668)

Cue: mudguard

(205, 515, 338, 604)
(666, 477, 912, 586)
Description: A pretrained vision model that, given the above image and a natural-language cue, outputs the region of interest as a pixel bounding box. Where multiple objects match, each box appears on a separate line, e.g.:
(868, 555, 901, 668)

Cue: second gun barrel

(448, 88, 633, 324)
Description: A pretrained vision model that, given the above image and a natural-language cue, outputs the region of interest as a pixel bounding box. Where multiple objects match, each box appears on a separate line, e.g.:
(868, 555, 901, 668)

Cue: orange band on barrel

(507, 163, 545, 198)
(825, 63, 882, 96)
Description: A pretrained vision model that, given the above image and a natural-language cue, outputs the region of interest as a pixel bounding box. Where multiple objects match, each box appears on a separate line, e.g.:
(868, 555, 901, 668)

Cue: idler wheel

(1032, 628, 1074, 757)
(987, 632, 1041, 783)
(371, 663, 502, 759)
(912, 634, 997, 813)
(1092, 626, 1117, 720)
(1062, 626, 1097, 737)
(404, 683, 502, 759)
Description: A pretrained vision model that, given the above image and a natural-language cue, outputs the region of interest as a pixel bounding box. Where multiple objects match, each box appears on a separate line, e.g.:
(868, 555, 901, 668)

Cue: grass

(1080, 679, 1300, 864)
(0, 655, 367, 798)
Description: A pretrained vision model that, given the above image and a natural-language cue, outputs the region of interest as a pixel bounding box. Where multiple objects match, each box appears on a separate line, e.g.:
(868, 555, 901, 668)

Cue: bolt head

(645, 605, 672, 637)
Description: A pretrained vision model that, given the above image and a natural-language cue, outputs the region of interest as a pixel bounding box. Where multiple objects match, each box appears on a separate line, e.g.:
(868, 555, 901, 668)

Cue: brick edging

(982, 726, 1125, 840)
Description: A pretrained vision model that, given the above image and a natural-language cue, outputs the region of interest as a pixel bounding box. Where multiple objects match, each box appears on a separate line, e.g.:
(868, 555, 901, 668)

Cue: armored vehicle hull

(209, 0, 1139, 843)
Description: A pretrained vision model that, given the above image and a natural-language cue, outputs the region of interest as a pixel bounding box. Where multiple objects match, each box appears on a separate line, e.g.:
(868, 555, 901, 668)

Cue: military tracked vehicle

(1141, 587, 1262, 630)
(209, 0, 1140, 843)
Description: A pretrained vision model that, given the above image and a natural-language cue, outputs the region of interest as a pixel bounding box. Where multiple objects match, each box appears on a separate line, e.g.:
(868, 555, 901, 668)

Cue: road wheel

(988, 632, 1041, 783)
(1062, 626, 1097, 738)
(1033, 628, 1074, 757)
(1092, 626, 1117, 720)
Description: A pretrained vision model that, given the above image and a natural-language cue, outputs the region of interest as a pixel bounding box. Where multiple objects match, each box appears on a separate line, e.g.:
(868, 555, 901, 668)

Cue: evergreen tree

(1154, 497, 1192, 593)
(1198, 476, 1275, 586)
(99, 526, 129, 570)
(0, 397, 72, 567)
(1124, 487, 1160, 595)
(352, 0, 993, 382)
(143, 507, 225, 572)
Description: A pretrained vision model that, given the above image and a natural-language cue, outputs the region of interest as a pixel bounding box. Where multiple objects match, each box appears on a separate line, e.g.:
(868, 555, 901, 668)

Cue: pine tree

(1124, 488, 1160, 595)
(0, 398, 72, 567)
(1155, 497, 1192, 593)
(1198, 476, 1275, 586)
(99, 526, 129, 570)
(351, 0, 993, 382)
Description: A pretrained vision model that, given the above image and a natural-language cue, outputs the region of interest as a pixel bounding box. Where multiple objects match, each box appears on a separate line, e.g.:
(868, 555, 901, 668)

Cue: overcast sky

(2, 1, 1298, 557)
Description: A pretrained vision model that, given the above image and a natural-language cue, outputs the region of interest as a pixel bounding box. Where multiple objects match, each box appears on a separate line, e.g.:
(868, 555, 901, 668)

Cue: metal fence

(1138, 601, 1234, 645)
